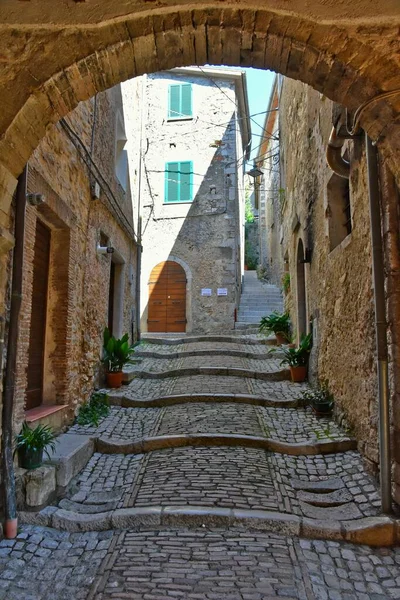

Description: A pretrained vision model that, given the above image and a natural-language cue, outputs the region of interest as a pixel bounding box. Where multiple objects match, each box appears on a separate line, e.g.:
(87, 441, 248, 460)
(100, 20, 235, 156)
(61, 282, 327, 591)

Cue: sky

(243, 68, 275, 163)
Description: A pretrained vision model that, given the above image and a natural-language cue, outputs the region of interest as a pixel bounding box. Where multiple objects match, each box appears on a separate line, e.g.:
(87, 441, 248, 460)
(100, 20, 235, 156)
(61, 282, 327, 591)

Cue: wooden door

(148, 261, 186, 332)
(26, 220, 51, 410)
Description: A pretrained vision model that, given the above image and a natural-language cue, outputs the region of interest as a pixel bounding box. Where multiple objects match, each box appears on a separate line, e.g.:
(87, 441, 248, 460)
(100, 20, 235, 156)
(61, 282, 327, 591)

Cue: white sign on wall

(201, 288, 212, 296)
(217, 288, 228, 296)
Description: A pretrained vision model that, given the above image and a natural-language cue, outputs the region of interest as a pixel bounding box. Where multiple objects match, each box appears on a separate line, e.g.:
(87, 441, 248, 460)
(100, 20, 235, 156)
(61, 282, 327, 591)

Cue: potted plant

(15, 422, 57, 470)
(102, 327, 135, 388)
(301, 384, 334, 416)
(259, 311, 291, 345)
(281, 333, 312, 382)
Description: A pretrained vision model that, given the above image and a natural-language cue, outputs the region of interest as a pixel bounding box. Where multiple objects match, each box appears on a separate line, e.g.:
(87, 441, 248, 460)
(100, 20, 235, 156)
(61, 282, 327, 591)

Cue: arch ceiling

(0, 0, 399, 191)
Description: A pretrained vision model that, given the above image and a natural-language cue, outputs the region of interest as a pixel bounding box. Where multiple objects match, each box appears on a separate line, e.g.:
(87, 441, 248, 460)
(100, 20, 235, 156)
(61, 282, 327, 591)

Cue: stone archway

(0, 2, 399, 212)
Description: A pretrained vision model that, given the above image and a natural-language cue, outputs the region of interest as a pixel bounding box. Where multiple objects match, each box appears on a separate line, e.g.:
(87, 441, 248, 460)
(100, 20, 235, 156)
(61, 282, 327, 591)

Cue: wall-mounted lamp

(97, 244, 114, 255)
(26, 193, 45, 206)
(246, 164, 263, 178)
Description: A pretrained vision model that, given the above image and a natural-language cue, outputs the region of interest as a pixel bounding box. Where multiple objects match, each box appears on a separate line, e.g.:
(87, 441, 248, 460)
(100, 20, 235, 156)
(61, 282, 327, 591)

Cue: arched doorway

(148, 261, 187, 332)
(296, 239, 307, 341)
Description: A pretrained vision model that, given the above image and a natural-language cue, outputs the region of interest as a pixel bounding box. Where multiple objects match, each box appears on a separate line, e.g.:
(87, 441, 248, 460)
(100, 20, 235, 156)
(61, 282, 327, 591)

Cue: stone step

(45, 434, 95, 489)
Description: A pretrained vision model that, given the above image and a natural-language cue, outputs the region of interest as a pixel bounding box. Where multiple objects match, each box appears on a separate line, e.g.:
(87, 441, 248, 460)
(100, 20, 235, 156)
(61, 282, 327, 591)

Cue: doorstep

(25, 405, 68, 431)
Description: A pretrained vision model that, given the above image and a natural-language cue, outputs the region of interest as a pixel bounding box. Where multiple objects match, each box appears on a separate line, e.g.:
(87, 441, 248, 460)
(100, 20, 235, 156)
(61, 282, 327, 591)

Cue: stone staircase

(235, 271, 283, 331)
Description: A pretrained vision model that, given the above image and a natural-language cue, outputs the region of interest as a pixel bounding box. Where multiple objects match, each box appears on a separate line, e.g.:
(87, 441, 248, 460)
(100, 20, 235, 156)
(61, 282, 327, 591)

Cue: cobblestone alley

(1, 334, 400, 599)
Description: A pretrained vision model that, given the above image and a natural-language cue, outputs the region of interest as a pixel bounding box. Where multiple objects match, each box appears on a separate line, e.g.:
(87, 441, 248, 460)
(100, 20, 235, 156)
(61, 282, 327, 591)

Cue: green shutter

(180, 161, 192, 201)
(165, 162, 179, 202)
(168, 85, 181, 119)
(180, 84, 192, 117)
(165, 162, 193, 203)
(168, 83, 192, 119)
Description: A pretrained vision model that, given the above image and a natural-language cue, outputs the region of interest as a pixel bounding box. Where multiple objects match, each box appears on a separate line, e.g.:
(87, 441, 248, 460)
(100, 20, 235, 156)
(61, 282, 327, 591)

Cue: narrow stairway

(236, 270, 283, 331)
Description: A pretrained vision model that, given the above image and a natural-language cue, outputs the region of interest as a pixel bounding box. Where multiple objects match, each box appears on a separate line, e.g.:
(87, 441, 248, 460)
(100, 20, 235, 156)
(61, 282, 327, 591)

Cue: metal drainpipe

(366, 134, 392, 514)
(326, 127, 350, 179)
(1, 165, 27, 538)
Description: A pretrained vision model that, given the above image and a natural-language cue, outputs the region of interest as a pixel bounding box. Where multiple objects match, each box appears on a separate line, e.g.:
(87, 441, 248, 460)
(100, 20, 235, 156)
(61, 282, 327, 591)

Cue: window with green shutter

(168, 84, 193, 119)
(165, 162, 193, 203)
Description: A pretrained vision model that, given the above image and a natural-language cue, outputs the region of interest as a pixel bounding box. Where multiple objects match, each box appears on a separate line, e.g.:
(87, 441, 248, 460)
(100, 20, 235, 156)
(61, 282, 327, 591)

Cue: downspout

(326, 127, 350, 179)
(1, 166, 27, 538)
(366, 134, 392, 514)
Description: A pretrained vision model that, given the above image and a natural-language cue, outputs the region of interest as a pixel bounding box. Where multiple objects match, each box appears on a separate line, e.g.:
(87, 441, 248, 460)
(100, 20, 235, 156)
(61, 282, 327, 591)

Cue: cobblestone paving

(170, 374, 252, 395)
(128, 354, 283, 373)
(270, 451, 381, 517)
(251, 378, 307, 399)
(258, 406, 349, 442)
(0, 526, 113, 600)
(93, 528, 400, 600)
(107, 377, 176, 400)
(157, 402, 264, 436)
(70, 453, 144, 507)
(69, 407, 160, 439)
(132, 447, 279, 511)
(2, 334, 395, 599)
(138, 340, 275, 355)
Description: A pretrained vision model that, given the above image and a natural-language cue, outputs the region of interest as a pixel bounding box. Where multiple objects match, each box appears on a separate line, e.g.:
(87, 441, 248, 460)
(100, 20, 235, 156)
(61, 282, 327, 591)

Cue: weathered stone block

(25, 465, 56, 508)
(45, 434, 94, 488)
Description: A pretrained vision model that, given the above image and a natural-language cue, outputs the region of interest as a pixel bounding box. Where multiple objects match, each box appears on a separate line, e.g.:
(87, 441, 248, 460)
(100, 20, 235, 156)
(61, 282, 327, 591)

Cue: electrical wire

(347, 88, 400, 136)
(60, 117, 138, 243)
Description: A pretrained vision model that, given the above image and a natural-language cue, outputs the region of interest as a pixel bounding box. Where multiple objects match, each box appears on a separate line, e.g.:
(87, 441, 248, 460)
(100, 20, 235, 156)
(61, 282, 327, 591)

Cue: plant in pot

(102, 327, 135, 388)
(301, 383, 334, 416)
(280, 333, 312, 382)
(259, 311, 291, 345)
(15, 422, 57, 470)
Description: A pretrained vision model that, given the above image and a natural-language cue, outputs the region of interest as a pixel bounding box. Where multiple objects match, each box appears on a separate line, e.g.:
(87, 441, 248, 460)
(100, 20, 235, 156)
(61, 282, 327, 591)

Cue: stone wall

(10, 86, 137, 432)
(277, 79, 379, 470)
(124, 70, 248, 334)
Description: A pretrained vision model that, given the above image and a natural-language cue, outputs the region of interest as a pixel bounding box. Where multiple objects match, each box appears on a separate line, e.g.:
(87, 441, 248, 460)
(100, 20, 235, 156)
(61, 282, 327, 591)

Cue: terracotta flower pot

(275, 333, 287, 346)
(106, 371, 123, 388)
(290, 366, 307, 383)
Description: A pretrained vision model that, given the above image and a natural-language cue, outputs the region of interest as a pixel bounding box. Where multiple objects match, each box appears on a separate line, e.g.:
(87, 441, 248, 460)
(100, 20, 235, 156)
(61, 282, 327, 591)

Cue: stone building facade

(10, 85, 138, 433)
(258, 74, 400, 503)
(122, 67, 250, 334)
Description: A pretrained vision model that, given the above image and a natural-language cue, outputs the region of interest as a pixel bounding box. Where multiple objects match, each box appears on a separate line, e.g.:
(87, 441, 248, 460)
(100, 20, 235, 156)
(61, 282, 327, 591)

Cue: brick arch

(0, 6, 399, 197)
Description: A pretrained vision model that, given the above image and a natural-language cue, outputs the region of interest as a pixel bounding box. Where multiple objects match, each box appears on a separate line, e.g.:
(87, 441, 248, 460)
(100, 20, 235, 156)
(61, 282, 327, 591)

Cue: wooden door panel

(148, 261, 186, 333)
(26, 220, 51, 410)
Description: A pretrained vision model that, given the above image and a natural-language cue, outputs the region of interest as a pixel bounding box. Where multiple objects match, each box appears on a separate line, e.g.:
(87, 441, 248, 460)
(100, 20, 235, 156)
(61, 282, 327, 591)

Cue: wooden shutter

(180, 161, 192, 201)
(180, 84, 192, 117)
(165, 162, 193, 203)
(168, 85, 181, 119)
(165, 162, 179, 202)
(168, 84, 192, 119)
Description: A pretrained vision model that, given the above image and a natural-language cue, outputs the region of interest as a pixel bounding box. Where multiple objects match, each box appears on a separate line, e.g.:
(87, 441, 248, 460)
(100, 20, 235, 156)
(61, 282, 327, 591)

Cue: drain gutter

(366, 134, 392, 514)
(326, 127, 350, 179)
(1, 166, 27, 537)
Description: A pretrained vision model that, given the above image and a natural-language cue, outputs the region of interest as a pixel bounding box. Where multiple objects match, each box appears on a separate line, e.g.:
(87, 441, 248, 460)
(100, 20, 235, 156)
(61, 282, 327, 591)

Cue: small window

(327, 174, 352, 251)
(168, 84, 192, 120)
(165, 161, 193, 203)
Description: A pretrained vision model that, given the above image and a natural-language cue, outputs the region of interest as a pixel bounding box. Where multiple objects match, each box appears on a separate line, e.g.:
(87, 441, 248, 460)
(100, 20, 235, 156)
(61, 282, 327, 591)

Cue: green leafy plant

(76, 391, 110, 427)
(259, 311, 291, 339)
(301, 381, 334, 413)
(15, 422, 57, 469)
(282, 272, 290, 294)
(280, 333, 312, 367)
(103, 327, 135, 373)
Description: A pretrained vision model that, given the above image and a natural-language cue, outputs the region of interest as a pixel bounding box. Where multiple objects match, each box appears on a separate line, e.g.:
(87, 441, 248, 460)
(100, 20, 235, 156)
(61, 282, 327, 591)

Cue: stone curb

(18, 505, 399, 546)
(141, 335, 275, 346)
(128, 366, 291, 381)
(95, 433, 357, 456)
(135, 349, 283, 360)
(109, 393, 301, 409)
